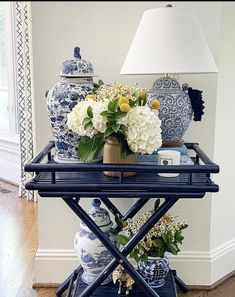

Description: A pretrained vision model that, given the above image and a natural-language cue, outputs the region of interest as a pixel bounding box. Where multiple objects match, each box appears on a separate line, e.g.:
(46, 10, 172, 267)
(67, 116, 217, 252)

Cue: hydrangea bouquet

(67, 80, 162, 163)
(116, 199, 188, 262)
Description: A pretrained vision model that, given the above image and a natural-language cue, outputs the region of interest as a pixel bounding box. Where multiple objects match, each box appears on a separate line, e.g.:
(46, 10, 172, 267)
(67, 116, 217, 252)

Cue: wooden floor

(0, 180, 235, 297)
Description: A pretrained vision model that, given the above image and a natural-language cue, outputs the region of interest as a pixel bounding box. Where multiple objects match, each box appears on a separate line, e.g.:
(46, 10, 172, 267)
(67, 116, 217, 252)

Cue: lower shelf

(73, 270, 178, 297)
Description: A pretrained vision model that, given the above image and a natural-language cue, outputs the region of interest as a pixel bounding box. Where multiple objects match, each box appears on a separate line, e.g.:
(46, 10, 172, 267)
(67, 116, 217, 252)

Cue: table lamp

(120, 4, 218, 147)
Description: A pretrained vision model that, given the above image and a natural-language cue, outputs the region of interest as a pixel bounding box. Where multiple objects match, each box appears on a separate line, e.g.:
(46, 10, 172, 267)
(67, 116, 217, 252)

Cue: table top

(25, 141, 219, 199)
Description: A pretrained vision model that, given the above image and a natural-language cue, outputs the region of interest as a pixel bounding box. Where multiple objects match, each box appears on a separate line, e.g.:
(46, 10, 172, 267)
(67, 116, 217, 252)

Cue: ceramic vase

(74, 199, 117, 285)
(138, 256, 170, 288)
(103, 137, 137, 177)
(148, 77, 193, 147)
(46, 47, 96, 163)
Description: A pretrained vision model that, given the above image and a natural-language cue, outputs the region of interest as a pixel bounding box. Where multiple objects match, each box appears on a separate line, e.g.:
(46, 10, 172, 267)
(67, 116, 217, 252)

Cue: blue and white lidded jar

(46, 47, 97, 163)
(148, 77, 193, 146)
(138, 255, 170, 288)
(74, 199, 117, 285)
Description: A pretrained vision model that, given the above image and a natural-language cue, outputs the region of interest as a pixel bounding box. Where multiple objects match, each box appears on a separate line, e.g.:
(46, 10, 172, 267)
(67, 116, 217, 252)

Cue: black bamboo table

(25, 141, 219, 297)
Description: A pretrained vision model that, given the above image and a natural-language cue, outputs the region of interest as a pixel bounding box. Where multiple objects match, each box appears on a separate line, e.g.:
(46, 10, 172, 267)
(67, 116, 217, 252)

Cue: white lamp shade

(120, 7, 218, 75)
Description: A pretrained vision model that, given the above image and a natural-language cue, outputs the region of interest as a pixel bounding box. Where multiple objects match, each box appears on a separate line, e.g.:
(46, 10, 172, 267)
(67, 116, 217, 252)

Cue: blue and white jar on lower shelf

(138, 256, 170, 288)
(74, 199, 117, 285)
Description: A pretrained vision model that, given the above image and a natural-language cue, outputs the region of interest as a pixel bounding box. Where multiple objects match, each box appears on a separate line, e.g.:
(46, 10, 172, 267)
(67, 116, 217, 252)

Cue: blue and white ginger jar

(138, 256, 170, 288)
(46, 47, 96, 163)
(74, 199, 117, 285)
(148, 77, 193, 146)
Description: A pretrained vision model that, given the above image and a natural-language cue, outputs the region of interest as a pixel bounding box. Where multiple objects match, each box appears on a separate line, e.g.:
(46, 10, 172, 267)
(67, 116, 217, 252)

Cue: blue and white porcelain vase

(74, 199, 117, 285)
(138, 256, 170, 288)
(46, 47, 96, 163)
(148, 77, 193, 146)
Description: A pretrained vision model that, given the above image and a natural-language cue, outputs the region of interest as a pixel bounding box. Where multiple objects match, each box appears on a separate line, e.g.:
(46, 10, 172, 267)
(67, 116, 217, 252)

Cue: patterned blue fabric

(15, 2, 34, 201)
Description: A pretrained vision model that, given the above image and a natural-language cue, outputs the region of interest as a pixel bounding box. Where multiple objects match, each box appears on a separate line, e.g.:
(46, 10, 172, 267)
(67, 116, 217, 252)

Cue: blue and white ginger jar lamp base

(148, 77, 193, 147)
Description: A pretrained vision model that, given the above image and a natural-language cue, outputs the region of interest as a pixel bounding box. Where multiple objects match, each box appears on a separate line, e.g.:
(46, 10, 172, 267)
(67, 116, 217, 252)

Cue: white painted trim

(168, 237, 235, 262)
(36, 249, 77, 261)
(0, 137, 20, 154)
(35, 239, 235, 285)
(168, 237, 235, 285)
(35, 249, 78, 284)
(0, 158, 20, 184)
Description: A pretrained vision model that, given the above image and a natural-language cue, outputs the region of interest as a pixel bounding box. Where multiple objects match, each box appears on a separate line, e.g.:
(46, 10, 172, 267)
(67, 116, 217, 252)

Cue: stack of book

(138, 145, 194, 165)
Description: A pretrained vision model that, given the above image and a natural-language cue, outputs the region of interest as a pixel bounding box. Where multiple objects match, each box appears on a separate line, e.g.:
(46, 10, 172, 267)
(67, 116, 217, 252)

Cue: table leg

(63, 197, 179, 297)
(55, 268, 80, 297)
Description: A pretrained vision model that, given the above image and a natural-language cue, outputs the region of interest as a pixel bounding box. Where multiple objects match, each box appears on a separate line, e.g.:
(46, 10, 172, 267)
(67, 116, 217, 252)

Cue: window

(0, 2, 18, 141)
(0, 2, 20, 184)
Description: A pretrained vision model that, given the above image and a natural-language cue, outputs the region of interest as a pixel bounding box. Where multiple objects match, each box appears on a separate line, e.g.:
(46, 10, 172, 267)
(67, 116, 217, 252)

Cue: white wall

(30, 1, 235, 286)
(210, 3, 235, 284)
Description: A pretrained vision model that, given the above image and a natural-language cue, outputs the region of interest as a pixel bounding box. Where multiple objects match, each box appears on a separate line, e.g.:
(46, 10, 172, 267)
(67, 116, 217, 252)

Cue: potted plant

(67, 81, 162, 176)
(116, 199, 188, 288)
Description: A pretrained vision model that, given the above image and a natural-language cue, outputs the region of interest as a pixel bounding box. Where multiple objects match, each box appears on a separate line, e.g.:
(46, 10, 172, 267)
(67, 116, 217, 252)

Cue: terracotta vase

(103, 137, 137, 177)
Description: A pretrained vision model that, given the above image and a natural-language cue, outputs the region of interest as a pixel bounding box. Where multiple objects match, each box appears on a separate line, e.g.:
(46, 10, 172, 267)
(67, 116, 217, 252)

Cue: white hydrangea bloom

(67, 101, 96, 137)
(92, 101, 108, 133)
(67, 101, 108, 137)
(120, 106, 162, 154)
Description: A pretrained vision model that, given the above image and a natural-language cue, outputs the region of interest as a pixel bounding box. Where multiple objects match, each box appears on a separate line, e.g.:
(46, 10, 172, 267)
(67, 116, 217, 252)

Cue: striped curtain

(15, 2, 35, 201)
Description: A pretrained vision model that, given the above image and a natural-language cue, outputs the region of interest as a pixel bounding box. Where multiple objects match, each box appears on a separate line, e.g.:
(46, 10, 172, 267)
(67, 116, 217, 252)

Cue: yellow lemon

(150, 99, 161, 110)
(120, 103, 131, 113)
(86, 94, 95, 100)
(139, 90, 147, 101)
(118, 96, 129, 106)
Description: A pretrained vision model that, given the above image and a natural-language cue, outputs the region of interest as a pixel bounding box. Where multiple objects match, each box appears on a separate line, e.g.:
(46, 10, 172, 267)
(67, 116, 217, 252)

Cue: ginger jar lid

(80, 199, 113, 232)
(59, 47, 98, 77)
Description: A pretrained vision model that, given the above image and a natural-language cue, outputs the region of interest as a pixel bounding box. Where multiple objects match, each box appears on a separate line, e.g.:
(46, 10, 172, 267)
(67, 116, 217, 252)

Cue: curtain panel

(15, 2, 35, 201)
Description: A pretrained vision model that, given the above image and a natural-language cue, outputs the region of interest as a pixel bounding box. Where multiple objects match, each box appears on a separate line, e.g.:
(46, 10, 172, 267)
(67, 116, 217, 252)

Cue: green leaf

(120, 125, 128, 132)
(154, 198, 161, 210)
(108, 99, 119, 112)
(82, 117, 91, 126)
(98, 79, 104, 85)
(77, 133, 104, 163)
(115, 214, 124, 228)
(84, 121, 93, 130)
(132, 90, 140, 98)
(129, 99, 137, 107)
(167, 243, 179, 255)
(87, 106, 93, 118)
(175, 231, 184, 244)
(180, 224, 189, 230)
(116, 112, 127, 119)
(104, 127, 114, 138)
(112, 123, 120, 133)
(119, 139, 133, 160)
(162, 232, 173, 244)
(141, 252, 148, 262)
(153, 239, 164, 248)
(100, 111, 110, 117)
(117, 234, 129, 246)
(113, 99, 119, 111)
(93, 83, 99, 88)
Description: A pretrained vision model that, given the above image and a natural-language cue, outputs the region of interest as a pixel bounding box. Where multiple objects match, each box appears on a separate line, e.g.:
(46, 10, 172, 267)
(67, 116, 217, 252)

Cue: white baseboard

(35, 249, 78, 284)
(35, 238, 235, 285)
(168, 237, 235, 285)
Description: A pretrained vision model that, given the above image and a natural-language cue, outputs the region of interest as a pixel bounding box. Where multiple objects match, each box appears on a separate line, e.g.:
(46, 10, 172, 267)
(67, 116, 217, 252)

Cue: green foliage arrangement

(116, 199, 188, 262)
